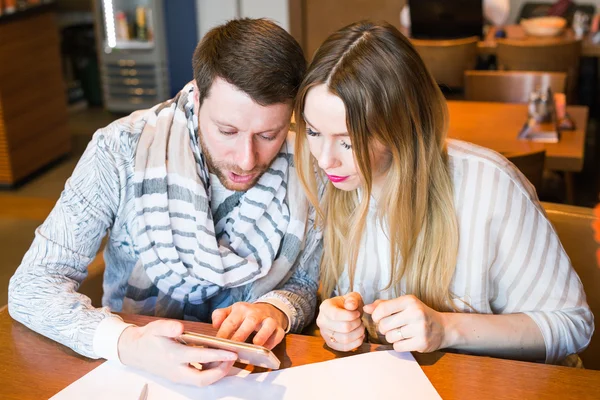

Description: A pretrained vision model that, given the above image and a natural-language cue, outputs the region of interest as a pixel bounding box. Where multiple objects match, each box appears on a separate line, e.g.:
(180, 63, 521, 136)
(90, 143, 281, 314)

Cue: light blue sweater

(8, 117, 322, 358)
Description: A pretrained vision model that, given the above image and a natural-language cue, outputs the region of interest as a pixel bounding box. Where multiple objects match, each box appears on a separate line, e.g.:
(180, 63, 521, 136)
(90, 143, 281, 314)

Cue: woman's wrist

(439, 312, 463, 350)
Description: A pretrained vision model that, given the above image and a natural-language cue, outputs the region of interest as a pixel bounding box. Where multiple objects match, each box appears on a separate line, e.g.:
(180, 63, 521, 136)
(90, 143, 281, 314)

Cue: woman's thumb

(343, 292, 363, 311)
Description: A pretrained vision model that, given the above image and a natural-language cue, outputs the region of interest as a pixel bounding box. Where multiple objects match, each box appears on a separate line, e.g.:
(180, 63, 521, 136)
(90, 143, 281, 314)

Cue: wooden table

(478, 25, 600, 58)
(447, 101, 587, 172)
(2, 309, 600, 400)
(447, 100, 587, 203)
(402, 25, 600, 57)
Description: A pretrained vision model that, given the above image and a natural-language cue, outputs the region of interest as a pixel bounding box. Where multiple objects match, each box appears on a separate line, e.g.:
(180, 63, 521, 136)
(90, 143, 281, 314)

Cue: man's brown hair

(192, 18, 306, 106)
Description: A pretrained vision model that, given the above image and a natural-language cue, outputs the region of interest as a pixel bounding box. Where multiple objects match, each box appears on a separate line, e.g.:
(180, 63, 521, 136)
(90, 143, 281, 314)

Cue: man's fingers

(144, 320, 185, 338)
(230, 314, 261, 343)
(216, 311, 244, 339)
(201, 361, 220, 370)
(174, 345, 238, 364)
(261, 327, 285, 350)
(212, 307, 231, 329)
(177, 360, 235, 387)
(252, 318, 278, 347)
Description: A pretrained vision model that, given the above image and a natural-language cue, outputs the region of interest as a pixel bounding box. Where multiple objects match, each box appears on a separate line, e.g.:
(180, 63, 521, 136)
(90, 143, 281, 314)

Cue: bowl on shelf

(520, 16, 567, 37)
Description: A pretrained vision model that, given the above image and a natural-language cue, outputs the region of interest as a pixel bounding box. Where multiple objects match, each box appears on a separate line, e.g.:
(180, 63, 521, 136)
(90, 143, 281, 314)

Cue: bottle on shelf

(136, 6, 147, 41)
(115, 11, 129, 40)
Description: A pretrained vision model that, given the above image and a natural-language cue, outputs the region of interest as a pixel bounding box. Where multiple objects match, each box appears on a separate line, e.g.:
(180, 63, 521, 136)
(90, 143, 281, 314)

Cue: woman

(294, 21, 593, 366)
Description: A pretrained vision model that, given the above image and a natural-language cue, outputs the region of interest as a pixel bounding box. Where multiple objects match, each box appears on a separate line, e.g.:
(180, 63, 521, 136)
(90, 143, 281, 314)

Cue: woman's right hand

(316, 292, 366, 352)
(117, 320, 237, 387)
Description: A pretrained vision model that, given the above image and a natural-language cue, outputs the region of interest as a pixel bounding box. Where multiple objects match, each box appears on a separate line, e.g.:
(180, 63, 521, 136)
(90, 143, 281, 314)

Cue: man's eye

(219, 130, 236, 136)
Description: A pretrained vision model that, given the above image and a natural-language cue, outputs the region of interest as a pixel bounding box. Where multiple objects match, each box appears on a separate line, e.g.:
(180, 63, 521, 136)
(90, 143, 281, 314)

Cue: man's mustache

(217, 163, 268, 175)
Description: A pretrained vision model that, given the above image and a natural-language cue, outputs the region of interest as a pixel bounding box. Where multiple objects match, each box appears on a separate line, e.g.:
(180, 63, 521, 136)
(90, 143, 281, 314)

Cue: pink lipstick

(326, 174, 349, 183)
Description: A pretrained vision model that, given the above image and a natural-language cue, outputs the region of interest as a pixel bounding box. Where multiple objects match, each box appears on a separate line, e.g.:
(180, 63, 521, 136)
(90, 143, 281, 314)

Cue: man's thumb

(145, 320, 184, 338)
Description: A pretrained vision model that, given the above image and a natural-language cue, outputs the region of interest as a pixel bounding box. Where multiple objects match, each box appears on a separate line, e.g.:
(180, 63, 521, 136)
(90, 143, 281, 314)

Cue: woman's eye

(306, 128, 320, 137)
(340, 140, 352, 150)
(219, 130, 236, 136)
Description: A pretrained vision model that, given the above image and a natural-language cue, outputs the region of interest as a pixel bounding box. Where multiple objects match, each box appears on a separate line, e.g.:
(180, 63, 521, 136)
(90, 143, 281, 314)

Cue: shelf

(106, 40, 155, 51)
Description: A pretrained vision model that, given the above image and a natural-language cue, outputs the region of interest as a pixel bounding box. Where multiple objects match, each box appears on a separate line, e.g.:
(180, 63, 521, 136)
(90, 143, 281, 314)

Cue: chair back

(412, 36, 478, 89)
(518, 2, 596, 25)
(496, 39, 581, 102)
(542, 201, 600, 370)
(505, 150, 546, 194)
(464, 70, 567, 103)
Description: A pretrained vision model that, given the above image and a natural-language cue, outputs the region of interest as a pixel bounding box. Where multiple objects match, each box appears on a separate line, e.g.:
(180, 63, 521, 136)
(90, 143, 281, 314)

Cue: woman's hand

(363, 295, 448, 353)
(316, 292, 366, 352)
(118, 320, 237, 387)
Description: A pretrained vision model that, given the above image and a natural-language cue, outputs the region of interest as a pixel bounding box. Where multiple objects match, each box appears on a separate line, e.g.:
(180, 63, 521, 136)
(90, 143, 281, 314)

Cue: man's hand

(117, 320, 237, 387)
(212, 302, 289, 349)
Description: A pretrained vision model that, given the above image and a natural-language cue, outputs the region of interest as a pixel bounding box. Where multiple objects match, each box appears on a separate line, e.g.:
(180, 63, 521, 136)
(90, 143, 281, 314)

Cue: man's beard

(198, 130, 270, 192)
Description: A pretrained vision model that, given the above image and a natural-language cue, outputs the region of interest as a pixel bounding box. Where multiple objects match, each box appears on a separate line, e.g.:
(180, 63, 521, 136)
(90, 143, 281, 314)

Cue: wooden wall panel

(0, 11, 70, 185)
(0, 93, 13, 183)
(303, 0, 404, 58)
(288, 0, 305, 51)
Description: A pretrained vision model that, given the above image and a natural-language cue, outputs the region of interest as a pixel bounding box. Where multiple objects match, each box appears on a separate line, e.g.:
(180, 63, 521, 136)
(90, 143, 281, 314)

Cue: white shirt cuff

(255, 298, 293, 333)
(92, 316, 134, 363)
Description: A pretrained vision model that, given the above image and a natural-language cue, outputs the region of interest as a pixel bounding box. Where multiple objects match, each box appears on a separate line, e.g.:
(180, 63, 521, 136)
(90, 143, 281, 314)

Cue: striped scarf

(124, 82, 307, 314)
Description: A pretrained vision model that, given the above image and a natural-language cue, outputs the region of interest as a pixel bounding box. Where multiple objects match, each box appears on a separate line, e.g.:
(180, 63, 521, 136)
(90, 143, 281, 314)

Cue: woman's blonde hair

(294, 21, 459, 312)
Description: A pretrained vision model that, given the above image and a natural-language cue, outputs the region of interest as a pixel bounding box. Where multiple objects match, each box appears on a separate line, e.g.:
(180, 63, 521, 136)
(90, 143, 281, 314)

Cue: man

(8, 19, 322, 387)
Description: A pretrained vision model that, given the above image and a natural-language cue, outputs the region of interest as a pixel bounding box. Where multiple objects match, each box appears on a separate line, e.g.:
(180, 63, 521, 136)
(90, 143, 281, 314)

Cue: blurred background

(0, 0, 599, 306)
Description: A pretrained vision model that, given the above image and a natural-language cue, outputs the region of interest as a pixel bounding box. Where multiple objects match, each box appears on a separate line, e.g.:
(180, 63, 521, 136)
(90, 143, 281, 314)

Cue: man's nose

(236, 136, 257, 172)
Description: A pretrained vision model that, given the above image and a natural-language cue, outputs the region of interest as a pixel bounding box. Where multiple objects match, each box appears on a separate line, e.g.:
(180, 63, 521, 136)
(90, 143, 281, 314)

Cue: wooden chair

(411, 36, 479, 89)
(496, 39, 582, 102)
(517, 2, 596, 26)
(505, 150, 546, 194)
(464, 70, 567, 103)
(542, 201, 600, 370)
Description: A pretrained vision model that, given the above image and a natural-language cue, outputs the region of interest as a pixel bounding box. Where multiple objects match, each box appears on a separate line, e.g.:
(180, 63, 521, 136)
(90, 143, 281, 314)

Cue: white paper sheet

(50, 350, 441, 400)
